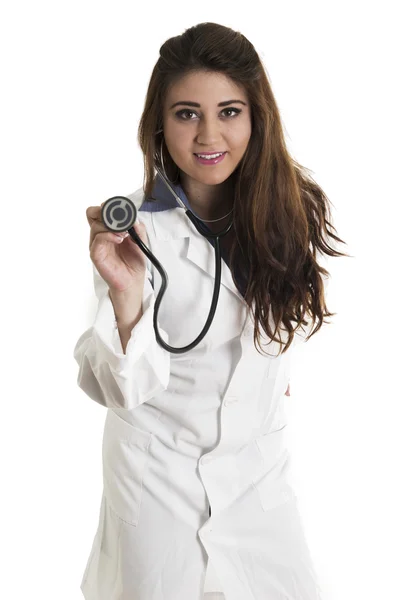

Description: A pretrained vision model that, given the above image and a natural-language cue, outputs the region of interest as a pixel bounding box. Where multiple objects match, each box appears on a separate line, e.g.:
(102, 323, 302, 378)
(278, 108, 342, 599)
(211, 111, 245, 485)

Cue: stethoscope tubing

(127, 208, 233, 354)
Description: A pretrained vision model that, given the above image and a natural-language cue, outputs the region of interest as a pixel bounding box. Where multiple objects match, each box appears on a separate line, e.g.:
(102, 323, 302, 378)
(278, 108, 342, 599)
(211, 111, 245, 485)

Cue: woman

(74, 22, 348, 600)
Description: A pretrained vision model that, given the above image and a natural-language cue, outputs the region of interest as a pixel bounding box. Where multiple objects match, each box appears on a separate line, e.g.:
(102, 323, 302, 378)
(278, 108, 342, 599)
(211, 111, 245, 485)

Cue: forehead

(165, 70, 249, 105)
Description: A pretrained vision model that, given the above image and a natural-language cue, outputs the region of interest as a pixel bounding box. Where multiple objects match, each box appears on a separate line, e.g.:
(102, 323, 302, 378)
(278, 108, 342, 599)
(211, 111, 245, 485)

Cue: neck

(180, 174, 234, 221)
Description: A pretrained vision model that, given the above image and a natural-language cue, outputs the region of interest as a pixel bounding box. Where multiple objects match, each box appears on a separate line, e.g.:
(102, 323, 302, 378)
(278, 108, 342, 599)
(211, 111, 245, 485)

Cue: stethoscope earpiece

(101, 196, 137, 232)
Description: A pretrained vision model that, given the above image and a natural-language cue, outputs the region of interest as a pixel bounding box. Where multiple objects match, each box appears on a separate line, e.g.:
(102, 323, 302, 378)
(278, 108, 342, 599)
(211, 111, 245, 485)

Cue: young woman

(75, 22, 348, 600)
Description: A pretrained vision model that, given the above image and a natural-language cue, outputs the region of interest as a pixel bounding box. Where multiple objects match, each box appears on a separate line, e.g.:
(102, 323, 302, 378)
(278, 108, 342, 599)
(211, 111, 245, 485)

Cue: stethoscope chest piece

(101, 196, 137, 232)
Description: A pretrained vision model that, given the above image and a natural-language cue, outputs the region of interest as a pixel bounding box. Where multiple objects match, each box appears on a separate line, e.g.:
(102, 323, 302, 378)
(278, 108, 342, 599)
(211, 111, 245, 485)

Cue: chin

(191, 168, 235, 187)
(208, 172, 235, 186)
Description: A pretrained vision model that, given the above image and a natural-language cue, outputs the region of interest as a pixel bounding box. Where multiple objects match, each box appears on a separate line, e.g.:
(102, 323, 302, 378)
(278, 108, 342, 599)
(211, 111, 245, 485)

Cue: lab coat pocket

(252, 427, 297, 512)
(102, 409, 152, 526)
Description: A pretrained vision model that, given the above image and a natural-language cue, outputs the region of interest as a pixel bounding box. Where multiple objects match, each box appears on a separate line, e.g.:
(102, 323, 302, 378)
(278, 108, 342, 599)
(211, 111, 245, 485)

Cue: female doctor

(74, 22, 348, 600)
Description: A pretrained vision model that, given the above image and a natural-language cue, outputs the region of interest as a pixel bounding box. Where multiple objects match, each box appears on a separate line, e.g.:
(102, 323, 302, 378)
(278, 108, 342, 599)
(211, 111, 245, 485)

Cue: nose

(195, 116, 223, 146)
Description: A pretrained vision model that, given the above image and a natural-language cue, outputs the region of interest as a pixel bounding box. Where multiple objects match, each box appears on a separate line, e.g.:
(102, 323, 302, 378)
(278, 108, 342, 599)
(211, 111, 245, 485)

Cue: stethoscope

(101, 168, 234, 354)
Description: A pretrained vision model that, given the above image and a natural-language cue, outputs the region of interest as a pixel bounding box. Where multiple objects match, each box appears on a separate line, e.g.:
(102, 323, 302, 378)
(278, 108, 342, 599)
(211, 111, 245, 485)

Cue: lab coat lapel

(145, 174, 246, 306)
(150, 206, 245, 305)
(185, 229, 246, 305)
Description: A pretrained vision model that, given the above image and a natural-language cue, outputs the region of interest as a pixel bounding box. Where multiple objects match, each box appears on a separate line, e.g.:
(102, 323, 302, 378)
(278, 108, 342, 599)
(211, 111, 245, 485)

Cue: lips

(194, 152, 226, 157)
(193, 152, 227, 165)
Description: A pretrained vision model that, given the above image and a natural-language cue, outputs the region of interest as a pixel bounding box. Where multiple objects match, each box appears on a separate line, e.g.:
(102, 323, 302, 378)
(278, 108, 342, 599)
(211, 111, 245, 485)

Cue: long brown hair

(138, 22, 350, 356)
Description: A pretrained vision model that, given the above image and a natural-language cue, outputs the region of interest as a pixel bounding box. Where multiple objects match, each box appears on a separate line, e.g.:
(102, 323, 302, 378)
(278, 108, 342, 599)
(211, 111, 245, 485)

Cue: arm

(109, 286, 144, 355)
(73, 261, 171, 411)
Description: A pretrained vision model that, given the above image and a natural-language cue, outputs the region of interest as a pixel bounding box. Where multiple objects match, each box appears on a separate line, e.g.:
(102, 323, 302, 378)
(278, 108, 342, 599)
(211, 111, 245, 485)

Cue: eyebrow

(169, 99, 247, 109)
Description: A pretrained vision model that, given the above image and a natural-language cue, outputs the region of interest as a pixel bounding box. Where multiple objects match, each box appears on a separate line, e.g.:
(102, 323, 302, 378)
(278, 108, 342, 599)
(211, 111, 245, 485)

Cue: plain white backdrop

(1, 1, 396, 598)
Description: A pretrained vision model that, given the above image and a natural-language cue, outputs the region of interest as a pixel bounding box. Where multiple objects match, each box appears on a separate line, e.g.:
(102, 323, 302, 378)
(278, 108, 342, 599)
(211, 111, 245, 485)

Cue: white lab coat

(73, 181, 325, 600)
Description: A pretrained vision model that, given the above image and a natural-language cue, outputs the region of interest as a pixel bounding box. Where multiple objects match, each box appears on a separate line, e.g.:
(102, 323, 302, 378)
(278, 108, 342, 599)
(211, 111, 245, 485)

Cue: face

(162, 70, 252, 188)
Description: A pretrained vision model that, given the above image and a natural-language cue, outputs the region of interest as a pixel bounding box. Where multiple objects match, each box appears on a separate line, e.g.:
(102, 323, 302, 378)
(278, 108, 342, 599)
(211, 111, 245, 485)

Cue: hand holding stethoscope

(89, 166, 233, 354)
(86, 201, 149, 292)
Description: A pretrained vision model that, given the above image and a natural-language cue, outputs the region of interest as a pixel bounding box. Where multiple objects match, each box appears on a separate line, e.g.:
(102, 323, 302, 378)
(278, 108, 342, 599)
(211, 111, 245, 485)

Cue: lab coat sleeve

(73, 261, 171, 410)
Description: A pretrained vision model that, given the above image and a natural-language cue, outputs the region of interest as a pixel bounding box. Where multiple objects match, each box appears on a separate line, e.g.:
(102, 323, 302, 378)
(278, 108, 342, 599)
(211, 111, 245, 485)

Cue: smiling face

(162, 70, 252, 189)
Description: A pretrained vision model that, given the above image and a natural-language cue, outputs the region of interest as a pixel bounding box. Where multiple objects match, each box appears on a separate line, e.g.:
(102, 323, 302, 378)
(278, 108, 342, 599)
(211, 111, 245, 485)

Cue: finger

(89, 230, 129, 253)
(86, 205, 102, 226)
(89, 219, 115, 248)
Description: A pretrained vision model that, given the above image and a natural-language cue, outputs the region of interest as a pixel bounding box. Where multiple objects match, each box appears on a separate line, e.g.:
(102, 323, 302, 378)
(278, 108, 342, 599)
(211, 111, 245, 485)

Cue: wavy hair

(138, 22, 350, 356)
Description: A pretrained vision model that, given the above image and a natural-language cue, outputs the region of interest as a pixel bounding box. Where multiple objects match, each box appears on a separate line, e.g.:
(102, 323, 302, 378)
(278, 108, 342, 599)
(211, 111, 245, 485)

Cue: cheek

(228, 121, 252, 151)
(166, 129, 191, 158)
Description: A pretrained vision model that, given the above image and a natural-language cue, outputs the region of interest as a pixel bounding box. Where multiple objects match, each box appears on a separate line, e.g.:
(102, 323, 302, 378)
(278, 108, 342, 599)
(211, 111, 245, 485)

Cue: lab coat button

(201, 455, 214, 465)
(224, 395, 238, 406)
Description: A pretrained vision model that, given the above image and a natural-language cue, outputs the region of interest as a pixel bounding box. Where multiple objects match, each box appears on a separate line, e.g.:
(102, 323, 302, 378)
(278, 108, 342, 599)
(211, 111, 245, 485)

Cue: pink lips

(194, 152, 226, 166)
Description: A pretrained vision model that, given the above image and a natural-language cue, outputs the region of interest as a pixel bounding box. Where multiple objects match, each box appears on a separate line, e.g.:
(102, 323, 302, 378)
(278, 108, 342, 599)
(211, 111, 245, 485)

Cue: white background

(1, 1, 396, 599)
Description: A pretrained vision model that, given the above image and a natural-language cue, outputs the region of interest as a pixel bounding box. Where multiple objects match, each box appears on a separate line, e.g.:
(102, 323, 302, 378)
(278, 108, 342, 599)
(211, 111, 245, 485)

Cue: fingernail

(136, 218, 141, 225)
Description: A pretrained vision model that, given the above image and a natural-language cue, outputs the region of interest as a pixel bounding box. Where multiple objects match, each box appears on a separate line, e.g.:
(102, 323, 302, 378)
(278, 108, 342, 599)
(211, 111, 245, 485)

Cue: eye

(175, 107, 242, 120)
(221, 107, 242, 118)
(175, 109, 198, 120)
